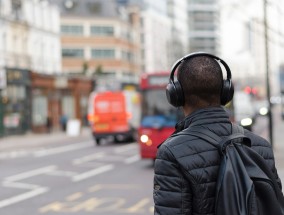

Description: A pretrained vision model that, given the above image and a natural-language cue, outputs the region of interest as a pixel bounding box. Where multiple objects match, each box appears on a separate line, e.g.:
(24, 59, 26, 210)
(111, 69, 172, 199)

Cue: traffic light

(244, 86, 252, 94)
(244, 86, 258, 96)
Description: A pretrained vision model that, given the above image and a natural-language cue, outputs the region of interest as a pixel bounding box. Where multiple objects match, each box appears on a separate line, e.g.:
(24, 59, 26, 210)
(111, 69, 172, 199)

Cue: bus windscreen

(141, 89, 183, 128)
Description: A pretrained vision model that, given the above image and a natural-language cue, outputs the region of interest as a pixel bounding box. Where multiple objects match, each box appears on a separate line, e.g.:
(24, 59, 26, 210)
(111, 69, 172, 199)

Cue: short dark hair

(177, 56, 223, 108)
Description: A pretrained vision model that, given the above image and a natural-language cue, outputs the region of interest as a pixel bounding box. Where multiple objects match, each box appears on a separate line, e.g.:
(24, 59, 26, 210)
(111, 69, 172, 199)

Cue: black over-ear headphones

(166, 52, 234, 107)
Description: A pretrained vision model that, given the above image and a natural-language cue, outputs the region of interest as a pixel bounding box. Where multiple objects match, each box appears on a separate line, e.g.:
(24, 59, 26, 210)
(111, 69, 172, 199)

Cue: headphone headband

(170, 52, 232, 81)
(166, 52, 234, 107)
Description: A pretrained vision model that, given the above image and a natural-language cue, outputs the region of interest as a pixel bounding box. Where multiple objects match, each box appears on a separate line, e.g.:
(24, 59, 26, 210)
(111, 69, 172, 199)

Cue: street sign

(0, 68, 7, 89)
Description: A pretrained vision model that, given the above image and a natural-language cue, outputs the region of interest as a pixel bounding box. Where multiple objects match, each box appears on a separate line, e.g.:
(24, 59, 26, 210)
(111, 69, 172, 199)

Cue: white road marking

(0, 150, 29, 159)
(124, 154, 140, 164)
(34, 141, 92, 157)
(0, 166, 57, 208)
(5, 166, 57, 182)
(72, 152, 105, 165)
(45, 170, 77, 177)
(114, 144, 137, 153)
(72, 165, 114, 182)
(0, 187, 48, 208)
(3, 181, 40, 190)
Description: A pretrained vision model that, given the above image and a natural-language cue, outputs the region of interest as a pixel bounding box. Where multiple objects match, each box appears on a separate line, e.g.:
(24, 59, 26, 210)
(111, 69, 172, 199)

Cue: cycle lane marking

(39, 184, 153, 214)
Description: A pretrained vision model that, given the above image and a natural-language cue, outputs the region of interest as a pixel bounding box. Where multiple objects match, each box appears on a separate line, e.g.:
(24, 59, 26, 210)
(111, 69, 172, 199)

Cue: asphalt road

(0, 136, 154, 215)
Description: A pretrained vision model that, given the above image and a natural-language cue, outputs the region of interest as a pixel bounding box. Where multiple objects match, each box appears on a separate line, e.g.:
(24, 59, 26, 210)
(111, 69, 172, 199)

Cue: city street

(0, 130, 154, 215)
(0, 106, 284, 215)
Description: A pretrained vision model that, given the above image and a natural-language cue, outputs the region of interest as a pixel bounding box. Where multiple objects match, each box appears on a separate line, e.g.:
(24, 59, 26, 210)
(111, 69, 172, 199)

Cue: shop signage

(6, 68, 30, 85)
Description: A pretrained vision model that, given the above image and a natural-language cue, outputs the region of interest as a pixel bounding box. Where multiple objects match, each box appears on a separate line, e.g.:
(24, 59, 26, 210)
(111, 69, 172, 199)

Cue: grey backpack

(186, 124, 284, 215)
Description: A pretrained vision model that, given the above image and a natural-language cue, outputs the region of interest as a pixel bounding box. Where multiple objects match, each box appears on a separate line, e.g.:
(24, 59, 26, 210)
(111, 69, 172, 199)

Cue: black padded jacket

(153, 107, 282, 215)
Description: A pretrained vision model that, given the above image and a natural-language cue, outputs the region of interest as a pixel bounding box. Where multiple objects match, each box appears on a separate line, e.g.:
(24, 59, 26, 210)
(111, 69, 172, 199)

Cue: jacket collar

(175, 106, 230, 132)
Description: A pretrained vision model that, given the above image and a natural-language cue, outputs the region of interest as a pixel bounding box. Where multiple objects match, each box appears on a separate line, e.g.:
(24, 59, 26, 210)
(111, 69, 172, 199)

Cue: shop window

(62, 96, 75, 119)
(7, 85, 26, 100)
(32, 96, 48, 126)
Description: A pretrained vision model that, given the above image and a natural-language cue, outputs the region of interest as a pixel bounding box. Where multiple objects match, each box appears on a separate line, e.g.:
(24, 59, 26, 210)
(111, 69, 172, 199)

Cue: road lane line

(88, 184, 103, 193)
(72, 165, 114, 182)
(0, 187, 48, 208)
(114, 144, 137, 153)
(66, 192, 83, 201)
(5, 166, 57, 182)
(124, 154, 140, 164)
(39, 202, 64, 213)
(34, 141, 92, 157)
(45, 170, 77, 177)
(3, 181, 40, 190)
(72, 152, 105, 165)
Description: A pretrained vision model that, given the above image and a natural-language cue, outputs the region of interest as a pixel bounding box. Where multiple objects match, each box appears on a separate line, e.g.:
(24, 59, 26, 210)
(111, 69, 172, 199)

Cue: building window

(12, 0, 22, 20)
(90, 26, 114, 36)
(62, 49, 84, 58)
(61, 25, 83, 35)
(121, 50, 134, 62)
(91, 49, 115, 59)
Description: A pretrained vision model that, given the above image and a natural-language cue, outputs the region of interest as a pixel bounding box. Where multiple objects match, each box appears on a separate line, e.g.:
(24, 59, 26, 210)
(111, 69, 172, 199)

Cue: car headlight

(241, 118, 252, 126)
(140, 134, 152, 146)
(140, 135, 149, 143)
(259, 107, 268, 116)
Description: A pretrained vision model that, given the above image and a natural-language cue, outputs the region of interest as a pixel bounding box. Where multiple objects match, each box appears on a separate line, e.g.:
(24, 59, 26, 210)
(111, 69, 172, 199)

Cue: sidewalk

(0, 127, 92, 150)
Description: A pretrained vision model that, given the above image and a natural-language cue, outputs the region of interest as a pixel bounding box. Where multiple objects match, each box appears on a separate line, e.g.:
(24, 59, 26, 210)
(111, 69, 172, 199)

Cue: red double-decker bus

(138, 72, 183, 160)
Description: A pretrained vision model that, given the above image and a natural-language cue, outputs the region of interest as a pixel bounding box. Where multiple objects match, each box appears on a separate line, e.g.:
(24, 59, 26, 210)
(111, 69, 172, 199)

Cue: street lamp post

(263, 0, 274, 147)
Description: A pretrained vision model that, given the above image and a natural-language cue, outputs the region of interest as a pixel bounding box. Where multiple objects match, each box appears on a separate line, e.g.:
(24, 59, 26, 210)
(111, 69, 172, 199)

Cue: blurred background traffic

(0, 0, 284, 214)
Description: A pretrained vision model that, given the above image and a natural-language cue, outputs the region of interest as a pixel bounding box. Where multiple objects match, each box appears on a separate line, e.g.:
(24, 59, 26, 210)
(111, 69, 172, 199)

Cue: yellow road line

(122, 198, 150, 213)
(65, 192, 83, 201)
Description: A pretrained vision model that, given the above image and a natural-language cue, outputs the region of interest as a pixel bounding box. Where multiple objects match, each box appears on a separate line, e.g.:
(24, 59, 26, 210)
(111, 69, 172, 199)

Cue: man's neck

(183, 104, 221, 117)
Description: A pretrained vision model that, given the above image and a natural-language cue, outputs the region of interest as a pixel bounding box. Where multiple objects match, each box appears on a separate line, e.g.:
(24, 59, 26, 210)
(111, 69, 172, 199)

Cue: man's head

(177, 55, 223, 112)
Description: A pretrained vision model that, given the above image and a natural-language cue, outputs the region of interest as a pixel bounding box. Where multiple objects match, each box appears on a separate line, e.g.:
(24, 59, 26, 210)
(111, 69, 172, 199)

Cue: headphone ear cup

(166, 82, 177, 107)
(221, 80, 234, 105)
(166, 80, 184, 107)
(174, 80, 184, 107)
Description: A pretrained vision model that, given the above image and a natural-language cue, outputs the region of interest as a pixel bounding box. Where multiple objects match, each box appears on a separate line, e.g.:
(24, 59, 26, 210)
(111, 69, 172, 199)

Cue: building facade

(51, 0, 141, 88)
(167, 0, 189, 64)
(0, 0, 62, 135)
(220, 0, 284, 96)
(0, 0, 61, 74)
(120, 0, 186, 73)
(188, 0, 220, 55)
(139, 0, 172, 73)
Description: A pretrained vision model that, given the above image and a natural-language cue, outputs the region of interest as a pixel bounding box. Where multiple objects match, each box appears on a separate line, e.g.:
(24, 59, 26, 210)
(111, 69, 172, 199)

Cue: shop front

(1, 68, 31, 135)
(31, 73, 93, 133)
